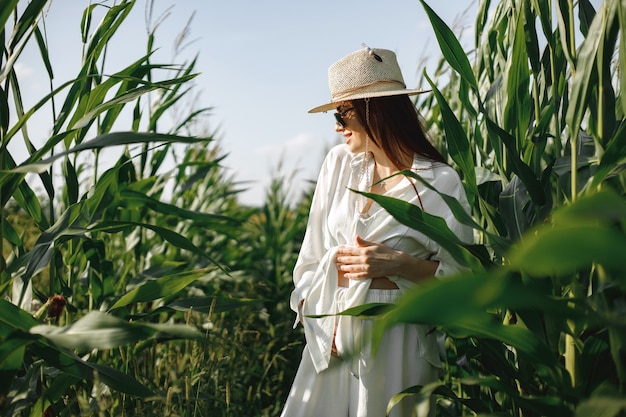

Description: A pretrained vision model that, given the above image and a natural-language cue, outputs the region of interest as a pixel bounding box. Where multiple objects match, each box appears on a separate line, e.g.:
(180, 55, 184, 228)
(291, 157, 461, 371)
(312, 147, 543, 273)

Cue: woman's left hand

(335, 235, 399, 280)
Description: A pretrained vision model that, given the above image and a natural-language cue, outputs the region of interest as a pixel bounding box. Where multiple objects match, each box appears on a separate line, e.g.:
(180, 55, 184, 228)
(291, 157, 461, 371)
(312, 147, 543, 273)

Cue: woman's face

(335, 102, 368, 153)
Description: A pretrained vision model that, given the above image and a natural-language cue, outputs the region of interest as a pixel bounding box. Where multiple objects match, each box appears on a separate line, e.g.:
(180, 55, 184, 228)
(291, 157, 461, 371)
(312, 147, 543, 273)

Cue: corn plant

(351, 0, 625, 416)
(0, 1, 254, 415)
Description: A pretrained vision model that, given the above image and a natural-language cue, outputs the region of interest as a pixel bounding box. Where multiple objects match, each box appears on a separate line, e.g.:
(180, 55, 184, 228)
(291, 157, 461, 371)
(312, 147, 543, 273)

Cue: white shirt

(290, 144, 473, 373)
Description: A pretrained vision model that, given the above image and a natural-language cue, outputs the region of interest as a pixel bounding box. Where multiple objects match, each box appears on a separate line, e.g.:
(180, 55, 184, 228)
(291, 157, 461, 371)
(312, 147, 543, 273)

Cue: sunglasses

(333, 107, 354, 128)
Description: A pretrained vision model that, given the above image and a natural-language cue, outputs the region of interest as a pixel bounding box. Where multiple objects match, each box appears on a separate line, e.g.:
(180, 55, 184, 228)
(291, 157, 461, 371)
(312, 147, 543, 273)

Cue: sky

(15, 0, 481, 206)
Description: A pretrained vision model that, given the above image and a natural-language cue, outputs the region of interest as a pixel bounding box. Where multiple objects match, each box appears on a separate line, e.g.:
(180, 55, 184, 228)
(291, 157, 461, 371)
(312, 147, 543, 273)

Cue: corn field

(0, 0, 624, 416)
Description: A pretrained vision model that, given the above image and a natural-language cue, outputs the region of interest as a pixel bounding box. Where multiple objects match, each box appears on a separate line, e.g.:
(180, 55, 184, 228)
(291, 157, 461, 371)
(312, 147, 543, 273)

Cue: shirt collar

(349, 152, 436, 180)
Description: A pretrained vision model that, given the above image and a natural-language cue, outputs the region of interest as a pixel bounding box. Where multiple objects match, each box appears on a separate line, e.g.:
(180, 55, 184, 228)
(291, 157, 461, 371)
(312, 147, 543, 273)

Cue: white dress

(281, 144, 472, 417)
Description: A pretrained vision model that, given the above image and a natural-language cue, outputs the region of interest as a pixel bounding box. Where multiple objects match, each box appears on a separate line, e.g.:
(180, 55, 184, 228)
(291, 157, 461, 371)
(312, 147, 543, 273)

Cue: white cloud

(13, 62, 34, 79)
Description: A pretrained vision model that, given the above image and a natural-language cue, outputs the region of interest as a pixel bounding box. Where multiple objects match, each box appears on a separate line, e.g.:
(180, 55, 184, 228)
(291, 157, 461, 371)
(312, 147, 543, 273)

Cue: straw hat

(308, 46, 428, 113)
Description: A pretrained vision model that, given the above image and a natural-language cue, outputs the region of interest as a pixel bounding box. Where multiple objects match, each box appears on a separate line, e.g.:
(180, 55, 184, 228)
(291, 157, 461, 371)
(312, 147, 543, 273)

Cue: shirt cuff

(433, 260, 457, 278)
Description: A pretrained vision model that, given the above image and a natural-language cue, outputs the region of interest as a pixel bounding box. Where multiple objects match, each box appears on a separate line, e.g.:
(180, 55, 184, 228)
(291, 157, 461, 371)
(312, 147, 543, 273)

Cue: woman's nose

(335, 122, 344, 132)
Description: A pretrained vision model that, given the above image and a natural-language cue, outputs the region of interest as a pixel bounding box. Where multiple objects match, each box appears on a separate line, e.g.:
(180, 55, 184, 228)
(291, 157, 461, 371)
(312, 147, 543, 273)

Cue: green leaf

(120, 188, 240, 226)
(63, 157, 79, 205)
(565, 0, 611, 139)
(591, 116, 626, 189)
(461, 376, 571, 415)
(508, 224, 626, 276)
(38, 131, 206, 166)
(0, 1, 20, 41)
(129, 296, 265, 319)
(575, 395, 626, 417)
(484, 116, 546, 206)
(30, 340, 153, 397)
(556, 0, 577, 67)
(523, 0, 541, 73)
(30, 311, 203, 351)
(0, 85, 8, 131)
(0, 298, 40, 336)
(386, 382, 446, 416)
(0, 334, 27, 371)
(424, 73, 477, 195)
(91, 220, 224, 271)
(619, 0, 626, 113)
(358, 191, 485, 271)
(70, 73, 196, 131)
(578, 0, 597, 37)
(401, 169, 510, 254)
(34, 25, 53, 80)
(419, 0, 478, 91)
(0, 300, 153, 397)
(337, 302, 394, 318)
(503, 6, 531, 143)
(108, 268, 211, 311)
(530, 0, 553, 41)
(2, 216, 23, 250)
(8, 0, 47, 50)
(550, 189, 626, 225)
(474, 0, 492, 49)
(165, 296, 262, 314)
(374, 272, 557, 365)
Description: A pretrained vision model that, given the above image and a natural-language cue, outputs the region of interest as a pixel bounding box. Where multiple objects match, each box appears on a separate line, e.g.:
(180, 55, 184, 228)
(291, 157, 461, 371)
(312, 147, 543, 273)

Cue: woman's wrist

(395, 251, 439, 283)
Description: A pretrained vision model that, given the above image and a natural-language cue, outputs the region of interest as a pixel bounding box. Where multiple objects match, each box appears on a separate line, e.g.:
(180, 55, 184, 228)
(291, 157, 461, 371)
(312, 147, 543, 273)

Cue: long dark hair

(350, 95, 447, 169)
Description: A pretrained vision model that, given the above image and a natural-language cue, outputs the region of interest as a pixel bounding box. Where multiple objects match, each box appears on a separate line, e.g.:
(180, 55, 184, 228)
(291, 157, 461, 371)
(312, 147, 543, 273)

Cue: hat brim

(308, 88, 430, 113)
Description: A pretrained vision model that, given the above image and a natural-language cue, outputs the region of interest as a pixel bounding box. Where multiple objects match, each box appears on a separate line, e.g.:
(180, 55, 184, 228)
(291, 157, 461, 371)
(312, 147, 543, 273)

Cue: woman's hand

(335, 235, 438, 283)
(335, 235, 398, 280)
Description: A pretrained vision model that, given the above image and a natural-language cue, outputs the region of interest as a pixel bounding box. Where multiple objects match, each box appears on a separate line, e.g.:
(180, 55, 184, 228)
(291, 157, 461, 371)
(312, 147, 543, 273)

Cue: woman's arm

(335, 235, 438, 284)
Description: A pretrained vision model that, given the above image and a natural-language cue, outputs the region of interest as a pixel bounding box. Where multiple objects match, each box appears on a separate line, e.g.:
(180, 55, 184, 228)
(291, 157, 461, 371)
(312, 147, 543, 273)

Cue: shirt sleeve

(289, 151, 334, 326)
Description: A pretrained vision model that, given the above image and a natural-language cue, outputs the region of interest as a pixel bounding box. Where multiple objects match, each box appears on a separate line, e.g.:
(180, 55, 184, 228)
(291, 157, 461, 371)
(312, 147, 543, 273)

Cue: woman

(281, 46, 473, 417)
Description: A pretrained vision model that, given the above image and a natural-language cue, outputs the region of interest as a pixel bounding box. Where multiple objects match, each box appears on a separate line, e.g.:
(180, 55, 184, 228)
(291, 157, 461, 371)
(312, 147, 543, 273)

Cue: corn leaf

(419, 0, 478, 91)
(0, 0, 20, 38)
(565, 0, 612, 139)
(357, 191, 486, 271)
(374, 272, 556, 365)
(30, 311, 203, 351)
(108, 268, 211, 311)
(424, 73, 478, 196)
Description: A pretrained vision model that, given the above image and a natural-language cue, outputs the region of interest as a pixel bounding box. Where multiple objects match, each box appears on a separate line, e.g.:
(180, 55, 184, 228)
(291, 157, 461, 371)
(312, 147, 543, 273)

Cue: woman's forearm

(391, 252, 439, 283)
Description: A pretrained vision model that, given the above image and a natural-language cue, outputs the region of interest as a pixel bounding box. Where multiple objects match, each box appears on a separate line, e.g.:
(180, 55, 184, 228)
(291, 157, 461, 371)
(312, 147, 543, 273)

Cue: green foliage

(0, 1, 310, 416)
(365, 0, 626, 415)
(2, 0, 624, 416)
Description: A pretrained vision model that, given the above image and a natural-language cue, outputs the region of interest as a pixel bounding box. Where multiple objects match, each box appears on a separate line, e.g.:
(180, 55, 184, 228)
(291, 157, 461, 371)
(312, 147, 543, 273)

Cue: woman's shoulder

(320, 143, 353, 168)
(326, 143, 352, 159)
(413, 156, 464, 191)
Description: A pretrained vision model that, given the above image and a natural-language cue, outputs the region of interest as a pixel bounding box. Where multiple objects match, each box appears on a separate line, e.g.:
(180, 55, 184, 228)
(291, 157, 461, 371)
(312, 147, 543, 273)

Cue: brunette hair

(350, 95, 447, 169)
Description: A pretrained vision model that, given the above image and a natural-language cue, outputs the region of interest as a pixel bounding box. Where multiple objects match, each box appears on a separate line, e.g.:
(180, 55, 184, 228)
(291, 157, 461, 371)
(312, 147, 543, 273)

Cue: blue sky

(16, 0, 480, 206)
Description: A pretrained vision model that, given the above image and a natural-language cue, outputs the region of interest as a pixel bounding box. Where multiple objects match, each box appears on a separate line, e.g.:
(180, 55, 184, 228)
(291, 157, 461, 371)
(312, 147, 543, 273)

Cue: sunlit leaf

(565, 0, 611, 138)
(358, 191, 485, 271)
(509, 224, 626, 276)
(619, 0, 626, 113)
(503, 6, 531, 143)
(556, 0, 577, 67)
(419, 0, 478, 90)
(374, 272, 557, 365)
(30, 311, 203, 351)
(424, 73, 478, 195)
(108, 268, 211, 311)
